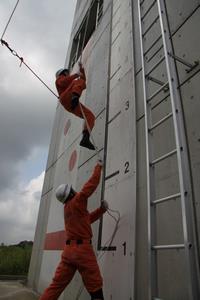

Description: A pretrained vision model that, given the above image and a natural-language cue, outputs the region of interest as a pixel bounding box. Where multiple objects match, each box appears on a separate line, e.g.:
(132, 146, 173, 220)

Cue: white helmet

(55, 68, 69, 79)
(55, 184, 71, 203)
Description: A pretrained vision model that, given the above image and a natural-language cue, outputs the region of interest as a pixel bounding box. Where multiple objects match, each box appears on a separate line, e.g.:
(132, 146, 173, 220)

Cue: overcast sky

(0, 0, 77, 245)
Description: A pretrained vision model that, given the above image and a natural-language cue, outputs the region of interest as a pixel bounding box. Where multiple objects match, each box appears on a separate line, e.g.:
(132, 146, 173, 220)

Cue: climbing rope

(79, 103, 101, 159)
(97, 208, 121, 260)
(1, 40, 59, 98)
(75, 1, 121, 298)
(1, 0, 20, 41)
(73, 9, 120, 299)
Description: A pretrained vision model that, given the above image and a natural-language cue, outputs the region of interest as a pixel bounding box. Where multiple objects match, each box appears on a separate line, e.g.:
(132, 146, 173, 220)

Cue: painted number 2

(124, 161, 130, 174)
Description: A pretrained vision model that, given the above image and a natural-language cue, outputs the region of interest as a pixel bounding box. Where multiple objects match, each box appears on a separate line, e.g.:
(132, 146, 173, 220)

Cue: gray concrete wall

(29, 0, 200, 299)
(29, 0, 136, 299)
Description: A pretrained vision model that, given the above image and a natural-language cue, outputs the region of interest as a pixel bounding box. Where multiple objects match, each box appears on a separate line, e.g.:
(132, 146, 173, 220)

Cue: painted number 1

(122, 242, 126, 256)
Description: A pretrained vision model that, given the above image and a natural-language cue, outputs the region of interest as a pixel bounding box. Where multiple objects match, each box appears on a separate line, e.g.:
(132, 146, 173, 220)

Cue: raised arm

(62, 73, 79, 84)
(79, 62, 86, 81)
(56, 73, 79, 90)
(79, 163, 102, 199)
(89, 207, 106, 224)
(66, 73, 79, 84)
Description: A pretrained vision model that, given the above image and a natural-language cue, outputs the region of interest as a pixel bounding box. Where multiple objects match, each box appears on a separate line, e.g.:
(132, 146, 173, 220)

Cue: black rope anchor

(1, 39, 24, 67)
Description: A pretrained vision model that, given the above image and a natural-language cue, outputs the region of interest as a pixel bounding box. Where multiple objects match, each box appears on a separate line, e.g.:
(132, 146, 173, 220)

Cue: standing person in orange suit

(55, 63, 95, 150)
(39, 160, 108, 300)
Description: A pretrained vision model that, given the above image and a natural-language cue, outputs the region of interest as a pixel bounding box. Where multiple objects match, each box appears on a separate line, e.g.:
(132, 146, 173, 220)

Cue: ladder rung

(149, 112, 173, 131)
(147, 81, 169, 102)
(147, 76, 165, 86)
(152, 244, 185, 250)
(142, 16, 159, 37)
(152, 92, 170, 110)
(141, 0, 157, 21)
(151, 149, 177, 165)
(144, 35, 162, 56)
(147, 45, 164, 63)
(145, 56, 165, 77)
(152, 192, 181, 205)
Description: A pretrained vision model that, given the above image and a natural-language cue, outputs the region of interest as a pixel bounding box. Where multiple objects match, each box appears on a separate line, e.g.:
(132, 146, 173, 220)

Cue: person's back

(64, 195, 92, 240)
(64, 163, 103, 240)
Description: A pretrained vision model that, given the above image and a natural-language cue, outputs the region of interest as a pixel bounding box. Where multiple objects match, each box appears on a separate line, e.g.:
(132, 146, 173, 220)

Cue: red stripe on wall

(44, 230, 66, 250)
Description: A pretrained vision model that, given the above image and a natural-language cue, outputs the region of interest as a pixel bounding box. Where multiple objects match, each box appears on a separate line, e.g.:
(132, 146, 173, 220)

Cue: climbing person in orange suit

(55, 62, 95, 150)
(39, 160, 108, 300)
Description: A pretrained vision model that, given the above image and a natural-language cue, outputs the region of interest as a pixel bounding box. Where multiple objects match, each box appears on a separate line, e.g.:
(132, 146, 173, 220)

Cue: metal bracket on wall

(168, 52, 199, 73)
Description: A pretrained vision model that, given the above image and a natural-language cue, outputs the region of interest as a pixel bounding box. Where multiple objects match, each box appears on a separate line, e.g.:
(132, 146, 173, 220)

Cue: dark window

(69, 0, 104, 69)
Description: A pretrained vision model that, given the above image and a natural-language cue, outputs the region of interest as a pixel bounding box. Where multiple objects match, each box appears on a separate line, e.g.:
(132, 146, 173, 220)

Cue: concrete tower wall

(29, 0, 200, 299)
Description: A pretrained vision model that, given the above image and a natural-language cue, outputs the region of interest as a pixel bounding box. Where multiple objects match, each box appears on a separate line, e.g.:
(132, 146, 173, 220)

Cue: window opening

(69, 0, 104, 69)
(97, 0, 103, 25)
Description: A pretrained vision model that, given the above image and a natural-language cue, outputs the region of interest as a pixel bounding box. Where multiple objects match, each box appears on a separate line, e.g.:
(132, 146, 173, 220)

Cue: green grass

(0, 242, 32, 275)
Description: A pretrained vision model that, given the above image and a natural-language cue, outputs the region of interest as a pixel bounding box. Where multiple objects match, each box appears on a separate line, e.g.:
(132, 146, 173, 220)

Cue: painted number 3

(125, 101, 129, 110)
(124, 162, 130, 174)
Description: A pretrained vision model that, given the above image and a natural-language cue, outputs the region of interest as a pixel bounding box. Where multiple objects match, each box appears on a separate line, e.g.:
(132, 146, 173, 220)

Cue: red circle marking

(64, 119, 71, 136)
(69, 150, 77, 171)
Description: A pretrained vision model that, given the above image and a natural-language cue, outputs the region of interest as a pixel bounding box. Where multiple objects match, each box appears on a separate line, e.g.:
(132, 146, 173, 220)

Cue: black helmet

(55, 68, 69, 78)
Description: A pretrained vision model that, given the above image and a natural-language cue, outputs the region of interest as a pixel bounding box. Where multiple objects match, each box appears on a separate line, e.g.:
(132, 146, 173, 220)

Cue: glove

(101, 200, 109, 210)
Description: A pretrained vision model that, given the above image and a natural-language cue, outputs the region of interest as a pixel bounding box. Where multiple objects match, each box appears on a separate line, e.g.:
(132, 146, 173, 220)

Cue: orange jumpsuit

(55, 68, 95, 132)
(39, 164, 105, 300)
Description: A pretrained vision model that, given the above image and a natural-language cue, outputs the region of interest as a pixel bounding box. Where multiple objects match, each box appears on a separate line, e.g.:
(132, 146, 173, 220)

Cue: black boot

(80, 130, 95, 150)
(71, 93, 79, 110)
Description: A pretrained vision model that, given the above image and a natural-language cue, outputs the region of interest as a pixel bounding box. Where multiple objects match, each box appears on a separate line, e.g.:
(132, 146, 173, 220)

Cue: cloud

(0, 171, 45, 245)
(0, 85, 54, 191)
(0, 1, 76, 190)
(0, 1, 76, 243)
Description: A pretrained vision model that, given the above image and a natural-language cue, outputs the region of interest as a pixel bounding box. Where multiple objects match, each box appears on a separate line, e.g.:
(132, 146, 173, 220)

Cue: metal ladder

(137, 0, 200, 299)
